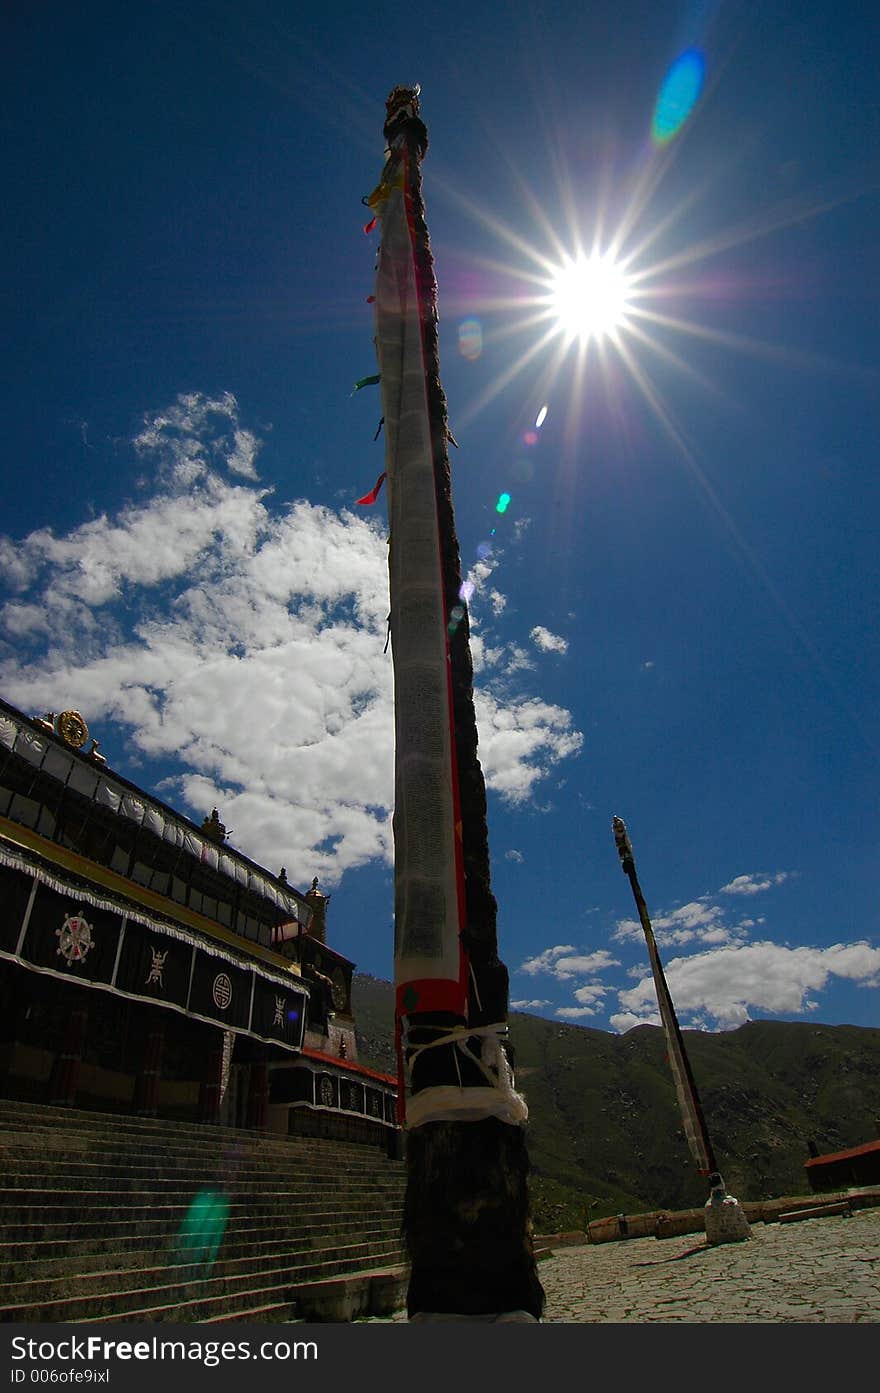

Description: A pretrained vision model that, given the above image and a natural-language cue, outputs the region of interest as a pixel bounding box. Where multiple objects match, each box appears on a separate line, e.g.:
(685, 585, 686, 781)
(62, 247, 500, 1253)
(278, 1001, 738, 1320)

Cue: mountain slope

(352, 974, 880, 1230)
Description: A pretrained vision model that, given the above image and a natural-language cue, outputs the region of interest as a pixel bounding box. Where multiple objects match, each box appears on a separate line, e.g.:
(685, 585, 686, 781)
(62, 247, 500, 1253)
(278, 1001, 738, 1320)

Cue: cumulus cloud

(133, 391, 261, 480)
(516, 868, 876, 1032)
(612, 877, 780, 949)
(519, 946, 619, 979)
(613, 940, 880, 1032)
(475, 693, 582, 805)
(720, 872, 792, 895)
(0, 392, 584, 891)
(510, 998, 551, 1011)
(504, 849, 524, 863)
(530, 625, 568, 654)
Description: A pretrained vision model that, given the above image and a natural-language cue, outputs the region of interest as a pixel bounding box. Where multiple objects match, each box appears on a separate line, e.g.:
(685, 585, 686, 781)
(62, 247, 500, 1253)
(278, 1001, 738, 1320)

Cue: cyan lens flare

(652, 49, 705, 145)
(173, 1188, 230, 1270)
(495, 492, 511, 514)
(447, 603, 465, 636)
(458, 318, 483, 360)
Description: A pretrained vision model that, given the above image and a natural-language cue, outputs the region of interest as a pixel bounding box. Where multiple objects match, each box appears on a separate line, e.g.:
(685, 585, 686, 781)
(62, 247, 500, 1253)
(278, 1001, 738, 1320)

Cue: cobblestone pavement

(537, 1207, 880, 1322)
(369, 1206, 879, 1323)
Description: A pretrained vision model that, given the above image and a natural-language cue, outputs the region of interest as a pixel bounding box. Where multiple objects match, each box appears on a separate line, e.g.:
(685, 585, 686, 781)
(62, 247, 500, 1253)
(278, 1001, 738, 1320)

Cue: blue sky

(2, 0, 878, 1034)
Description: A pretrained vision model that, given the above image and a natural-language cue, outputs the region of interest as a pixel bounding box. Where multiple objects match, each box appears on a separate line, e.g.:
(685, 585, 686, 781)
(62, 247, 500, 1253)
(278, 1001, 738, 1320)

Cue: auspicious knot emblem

(273, 995, 285, 1027)
(145, 947, 168, 989)
(212, 973, 233, 1011)
(56, 912, 94, 966)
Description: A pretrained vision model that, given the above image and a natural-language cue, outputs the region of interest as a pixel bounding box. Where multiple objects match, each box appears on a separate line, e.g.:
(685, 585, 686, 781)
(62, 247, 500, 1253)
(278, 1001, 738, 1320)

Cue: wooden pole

(373, 87, 544, 1320)
(612, 815, 717, 1176)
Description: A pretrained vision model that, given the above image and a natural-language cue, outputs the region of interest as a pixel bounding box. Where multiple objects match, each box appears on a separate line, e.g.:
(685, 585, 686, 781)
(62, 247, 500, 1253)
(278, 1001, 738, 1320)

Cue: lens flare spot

(448, 603, 467, 636)
(476, 541, 493, 559)
(511, 457, 534, 483)
(535, 405, 548, 429)
(495, 492, 512, 514)
(652, 49, 705, 145)
(458, 318, 483, 360)
(459, 580, 475, 603)
(523, 430, 538, 446)
(173, 1189, 229, 1270)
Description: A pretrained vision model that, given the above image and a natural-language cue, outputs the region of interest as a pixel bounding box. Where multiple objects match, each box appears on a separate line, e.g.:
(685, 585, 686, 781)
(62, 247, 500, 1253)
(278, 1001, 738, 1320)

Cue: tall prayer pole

(612, 815, 716, 1174)
(611, 817, 753, 1242)
(369, 87, 544, 1320)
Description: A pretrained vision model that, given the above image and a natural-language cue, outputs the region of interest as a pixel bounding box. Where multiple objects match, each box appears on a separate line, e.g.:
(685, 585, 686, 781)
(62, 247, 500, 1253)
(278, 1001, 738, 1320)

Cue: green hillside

(352, 974, 880, 1231)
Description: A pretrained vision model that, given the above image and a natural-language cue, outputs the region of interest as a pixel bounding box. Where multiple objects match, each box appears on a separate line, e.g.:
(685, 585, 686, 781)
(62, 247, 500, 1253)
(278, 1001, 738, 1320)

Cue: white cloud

(489, 590, 507, 616)
(505, 849, 524, 862)
(518, 945, 577, 975)
(614, 940, 880, 1032)
(510, 998, 551, 1011)
(518, 946, 618, 979)
(612, 875, 785, 950)
(572, 982, 608, 1006)
(0, 392, 584, 892)
(133, 391, 261, 481)
(557, 1005, 599, 1019)
(530, 625, 568, 654)
(475, 693, 582, 805)
(720, 872, 792, 896)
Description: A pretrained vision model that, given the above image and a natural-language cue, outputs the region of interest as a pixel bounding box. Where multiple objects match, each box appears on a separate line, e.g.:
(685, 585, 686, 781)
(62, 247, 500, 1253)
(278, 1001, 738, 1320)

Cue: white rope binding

(403, 1022, 529, 1129)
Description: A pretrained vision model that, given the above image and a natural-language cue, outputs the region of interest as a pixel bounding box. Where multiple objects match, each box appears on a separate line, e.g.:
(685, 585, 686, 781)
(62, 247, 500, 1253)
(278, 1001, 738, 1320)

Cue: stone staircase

(0, 1099, 408, 1323)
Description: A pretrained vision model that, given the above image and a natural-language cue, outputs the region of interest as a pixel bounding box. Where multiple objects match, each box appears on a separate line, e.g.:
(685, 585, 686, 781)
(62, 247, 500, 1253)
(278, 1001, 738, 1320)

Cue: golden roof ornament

(200, 808, 229, 845)
(57, 710, 89, 750)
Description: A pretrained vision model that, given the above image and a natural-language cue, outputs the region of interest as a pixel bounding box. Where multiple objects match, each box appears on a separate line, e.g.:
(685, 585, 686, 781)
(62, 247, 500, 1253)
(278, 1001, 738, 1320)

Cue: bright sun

(546, 252, 633, 343)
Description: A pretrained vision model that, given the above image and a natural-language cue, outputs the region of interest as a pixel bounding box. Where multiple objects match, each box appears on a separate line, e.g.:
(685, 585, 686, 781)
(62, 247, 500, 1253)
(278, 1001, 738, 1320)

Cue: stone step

(0, 1101, 397, 1158)
(0, 1120, 402, 1160)
(67, 1264, 409, 1326)
(0, 1183, 403, 1214)
(0, 1144, 401, 1182)
(0, 1194, 402, 1240)
(0, 1099, 406, 1323)
(0, 1124, 398, 1154)
(0, 1235, 405, 1306)
(0, 1217, 402, 1277)
(0, 1246, 407, 1323)
(204, 1266, 410, 1324)
(0, 1205, 399, 1249)
(0, 1168, 405, 1200)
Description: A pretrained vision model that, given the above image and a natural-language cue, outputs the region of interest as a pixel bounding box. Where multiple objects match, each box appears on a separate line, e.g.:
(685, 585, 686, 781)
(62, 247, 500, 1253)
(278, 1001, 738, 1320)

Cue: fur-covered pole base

(704, 1172, 753, 1245)
(403, 1118, 545, 1320)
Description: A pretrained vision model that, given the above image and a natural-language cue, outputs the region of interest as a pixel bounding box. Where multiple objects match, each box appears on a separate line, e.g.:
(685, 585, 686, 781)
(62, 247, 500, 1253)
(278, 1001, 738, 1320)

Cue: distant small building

(805, 1139, 880, 1192)
(0, 696, 397, 1144)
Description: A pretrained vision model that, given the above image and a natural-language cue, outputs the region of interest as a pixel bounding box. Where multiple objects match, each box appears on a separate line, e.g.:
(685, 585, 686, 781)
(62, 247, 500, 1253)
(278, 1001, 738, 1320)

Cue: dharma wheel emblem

(212, 973, 233, 1010)
(57, 710, 89, 750)
(56, 912, 95, 966)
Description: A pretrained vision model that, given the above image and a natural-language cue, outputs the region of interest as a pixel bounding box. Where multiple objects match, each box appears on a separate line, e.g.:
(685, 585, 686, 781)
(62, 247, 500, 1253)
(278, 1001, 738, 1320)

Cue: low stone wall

(585, 1187, 880, 1244)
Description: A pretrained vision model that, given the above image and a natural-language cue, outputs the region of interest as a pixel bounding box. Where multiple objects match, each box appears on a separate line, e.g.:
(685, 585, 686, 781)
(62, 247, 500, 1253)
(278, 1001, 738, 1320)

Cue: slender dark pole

(374, 88, 544, 1320)
(612, 815, 717, 1175)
